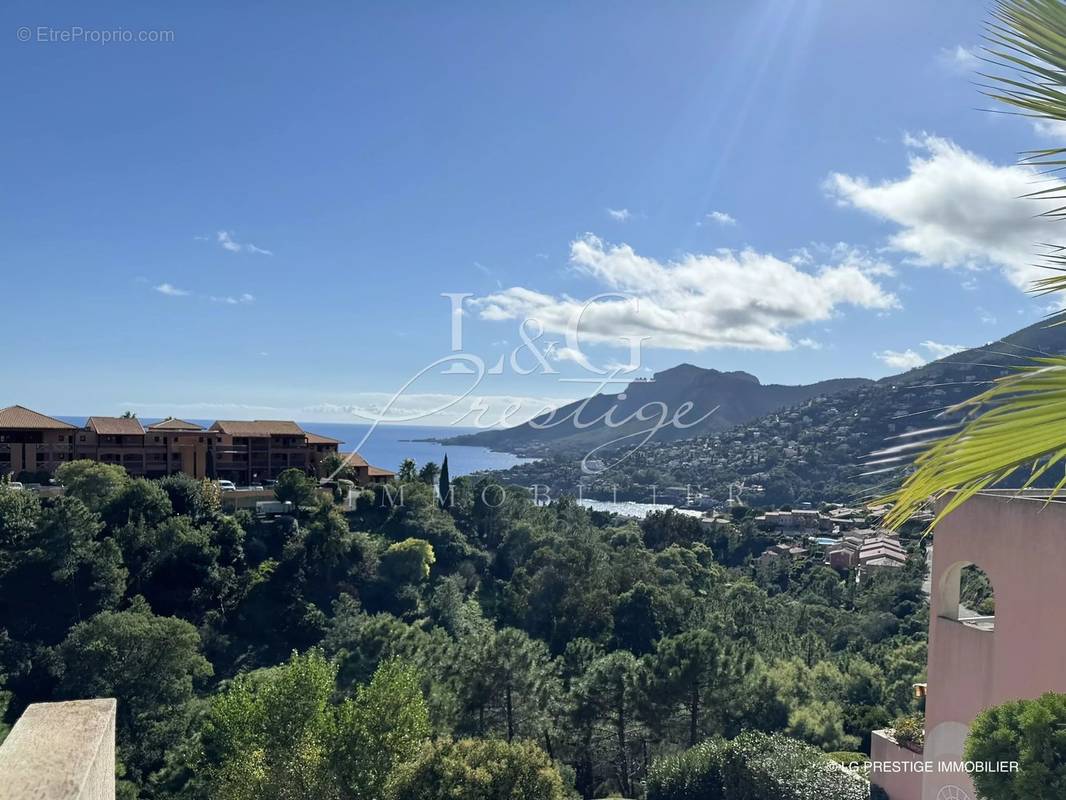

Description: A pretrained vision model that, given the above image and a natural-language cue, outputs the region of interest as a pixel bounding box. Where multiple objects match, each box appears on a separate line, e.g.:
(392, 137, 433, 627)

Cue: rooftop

(306, 432, 342, 445)
(147, 418, 205, 431)
(337, 451, 369, 467)
(86, 416, 145, 436)
(0, 405, 76, 430)
(210, 420, 306, 437)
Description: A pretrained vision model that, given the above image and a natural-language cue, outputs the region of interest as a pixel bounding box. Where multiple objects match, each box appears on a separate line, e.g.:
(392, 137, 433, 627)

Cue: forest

(0, 460, 927, 798)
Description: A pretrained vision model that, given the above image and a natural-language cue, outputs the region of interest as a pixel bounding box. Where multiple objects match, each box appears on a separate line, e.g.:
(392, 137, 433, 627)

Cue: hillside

(443, 364, 872, 455)
(486, 317, 1066, 506)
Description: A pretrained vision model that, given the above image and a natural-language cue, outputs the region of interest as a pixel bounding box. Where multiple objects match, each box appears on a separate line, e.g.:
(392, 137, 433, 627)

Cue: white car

(217, 480, 237, 492)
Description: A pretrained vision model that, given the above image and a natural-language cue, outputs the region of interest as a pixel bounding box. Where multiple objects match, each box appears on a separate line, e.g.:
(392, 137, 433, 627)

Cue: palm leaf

(883, 0, 1066, 528)
(882, 359, 1066, 528)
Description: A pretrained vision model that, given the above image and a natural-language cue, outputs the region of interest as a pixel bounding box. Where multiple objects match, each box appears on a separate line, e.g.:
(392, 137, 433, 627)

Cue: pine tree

(438, 454, 451, 508)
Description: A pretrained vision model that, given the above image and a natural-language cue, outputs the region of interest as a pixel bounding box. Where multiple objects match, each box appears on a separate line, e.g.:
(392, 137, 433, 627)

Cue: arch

(938, 560, 995, 631)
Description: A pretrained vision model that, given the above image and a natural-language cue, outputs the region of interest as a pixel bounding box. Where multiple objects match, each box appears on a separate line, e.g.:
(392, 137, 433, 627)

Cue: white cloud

(123, 393, 579, 427)
(920, 340, 966, 359)
(876, 349, 927, 370)
(704, 210, 737, 226)
(306, 393, 578, 427)
(875, 339, 968, 370)
(606, 208, 632, 222)
(154, 283, 189, 297)
(941, 44, 979, 73)
(210, 293, 255, 305)
(216, 230, 273, 255)
(472, 234, 898, 352)
(1032, 118, 1066, 143)
(826, 133, 1066, 290)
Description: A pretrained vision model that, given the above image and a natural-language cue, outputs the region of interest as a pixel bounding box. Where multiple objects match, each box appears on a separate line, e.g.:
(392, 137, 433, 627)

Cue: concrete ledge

(0, 699, 116, 800)
(870, 728, 923, 800)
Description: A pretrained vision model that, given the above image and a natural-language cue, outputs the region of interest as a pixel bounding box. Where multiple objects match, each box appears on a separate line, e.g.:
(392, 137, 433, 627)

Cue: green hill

(485, 318, 1066, 507)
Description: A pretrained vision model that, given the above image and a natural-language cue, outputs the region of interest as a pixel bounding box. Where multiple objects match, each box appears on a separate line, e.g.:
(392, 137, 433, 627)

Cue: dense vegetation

(645, 732, 871, 800)
(964, 692, 1066, 800)
(0, 460, 927, 798)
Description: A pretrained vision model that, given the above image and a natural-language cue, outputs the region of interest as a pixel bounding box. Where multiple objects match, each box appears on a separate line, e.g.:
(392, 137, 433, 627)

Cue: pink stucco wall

(870, 730, 924, 800)
(921, 493, 1066, 800)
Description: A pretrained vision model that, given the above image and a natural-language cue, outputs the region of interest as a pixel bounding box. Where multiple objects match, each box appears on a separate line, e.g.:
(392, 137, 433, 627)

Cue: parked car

(217, 480, 237, 492)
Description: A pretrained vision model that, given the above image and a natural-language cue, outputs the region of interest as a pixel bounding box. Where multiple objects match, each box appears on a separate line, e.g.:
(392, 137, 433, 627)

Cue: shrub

(389, 738, 566, 800)
(890, 712, 925, 752)
(965, 692, 1066, 800)
(648, 732, 870, 800)
(723, 732, 868, 800)
(646, 739, 725, 800)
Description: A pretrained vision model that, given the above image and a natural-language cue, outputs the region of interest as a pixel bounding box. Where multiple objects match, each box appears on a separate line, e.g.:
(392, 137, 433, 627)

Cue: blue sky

(2, 0, 1062, 426)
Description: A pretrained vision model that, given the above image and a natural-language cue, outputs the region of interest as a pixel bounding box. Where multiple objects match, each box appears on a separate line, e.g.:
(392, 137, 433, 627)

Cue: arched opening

(938, 561, 996, 631)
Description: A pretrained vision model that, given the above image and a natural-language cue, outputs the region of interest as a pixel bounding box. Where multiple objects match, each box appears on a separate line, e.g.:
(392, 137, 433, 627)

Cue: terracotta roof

(210, 420, 306, 437)
(337, 452, 369, 468)
(147, 418, 205, 431)
(367, 465, 396, 477)
(87, 416, 145, 436)
(0, 405, 77, 430)
(306, 432, 342, 445)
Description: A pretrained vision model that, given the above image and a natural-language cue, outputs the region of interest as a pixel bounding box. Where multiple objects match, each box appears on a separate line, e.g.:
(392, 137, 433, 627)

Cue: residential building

(824, 529, 907, 572)
(0, 405, 395, 486)
(871, 492, 1066, 800)
(0, 405, 77, 475)
(756, 542, 808, 565)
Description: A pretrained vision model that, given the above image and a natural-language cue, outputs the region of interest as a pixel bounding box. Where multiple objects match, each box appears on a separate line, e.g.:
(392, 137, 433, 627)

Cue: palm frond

(880, 0, 1066, 528)
(882, 358, 1066, 528)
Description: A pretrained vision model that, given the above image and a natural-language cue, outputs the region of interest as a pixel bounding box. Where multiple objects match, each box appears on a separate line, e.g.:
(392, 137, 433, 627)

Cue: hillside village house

(0, 405, 394, 486)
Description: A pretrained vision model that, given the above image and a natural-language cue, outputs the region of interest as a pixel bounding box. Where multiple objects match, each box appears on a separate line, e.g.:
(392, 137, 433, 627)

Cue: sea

(576, 500, 706, 519)
(57, 418, 535, 478)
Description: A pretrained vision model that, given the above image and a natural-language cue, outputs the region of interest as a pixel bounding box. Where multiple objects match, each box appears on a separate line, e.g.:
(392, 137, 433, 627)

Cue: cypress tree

(438, 454, 451, 507)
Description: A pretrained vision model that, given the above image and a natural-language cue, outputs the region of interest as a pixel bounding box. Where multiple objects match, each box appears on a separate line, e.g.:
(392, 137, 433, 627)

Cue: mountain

(480, 317, 1066, 506)
(444, 364, 872, 455)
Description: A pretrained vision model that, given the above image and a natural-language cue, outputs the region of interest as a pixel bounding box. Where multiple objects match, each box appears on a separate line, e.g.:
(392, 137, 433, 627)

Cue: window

(939, 561, 996, 631)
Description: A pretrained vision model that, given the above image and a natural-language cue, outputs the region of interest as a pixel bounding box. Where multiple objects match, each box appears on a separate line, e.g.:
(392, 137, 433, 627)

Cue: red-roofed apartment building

(0, 405, 395, 485)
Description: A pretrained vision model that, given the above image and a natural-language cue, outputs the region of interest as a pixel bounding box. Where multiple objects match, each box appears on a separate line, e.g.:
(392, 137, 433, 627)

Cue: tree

(331, 658, 430, 799)
(0, 486, 41, 576)
(884, 1, 1066, 527)
(205, 649, 340, 800)
(158, 473, 218, 519)
(379, 538, 436, 585)
(55, 598, 213, 785)
(55, 460, 130, 513)
(275, 467, 318, 507)
(398, 458, 418, 483)
(451, 626, 561, 745)
(104, 477, 174, 528)
(572, 651, 644, 798)
(645, 629, 753, 747)
(965, 692, 1066, 800)
(612, 581, 663, 655)
(389, 738, 566, 800)
(418, 461, 440, 486)
(203, 651, 428, 800)
(0, 495, 125, 644)
(438, 455, 451, 507)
